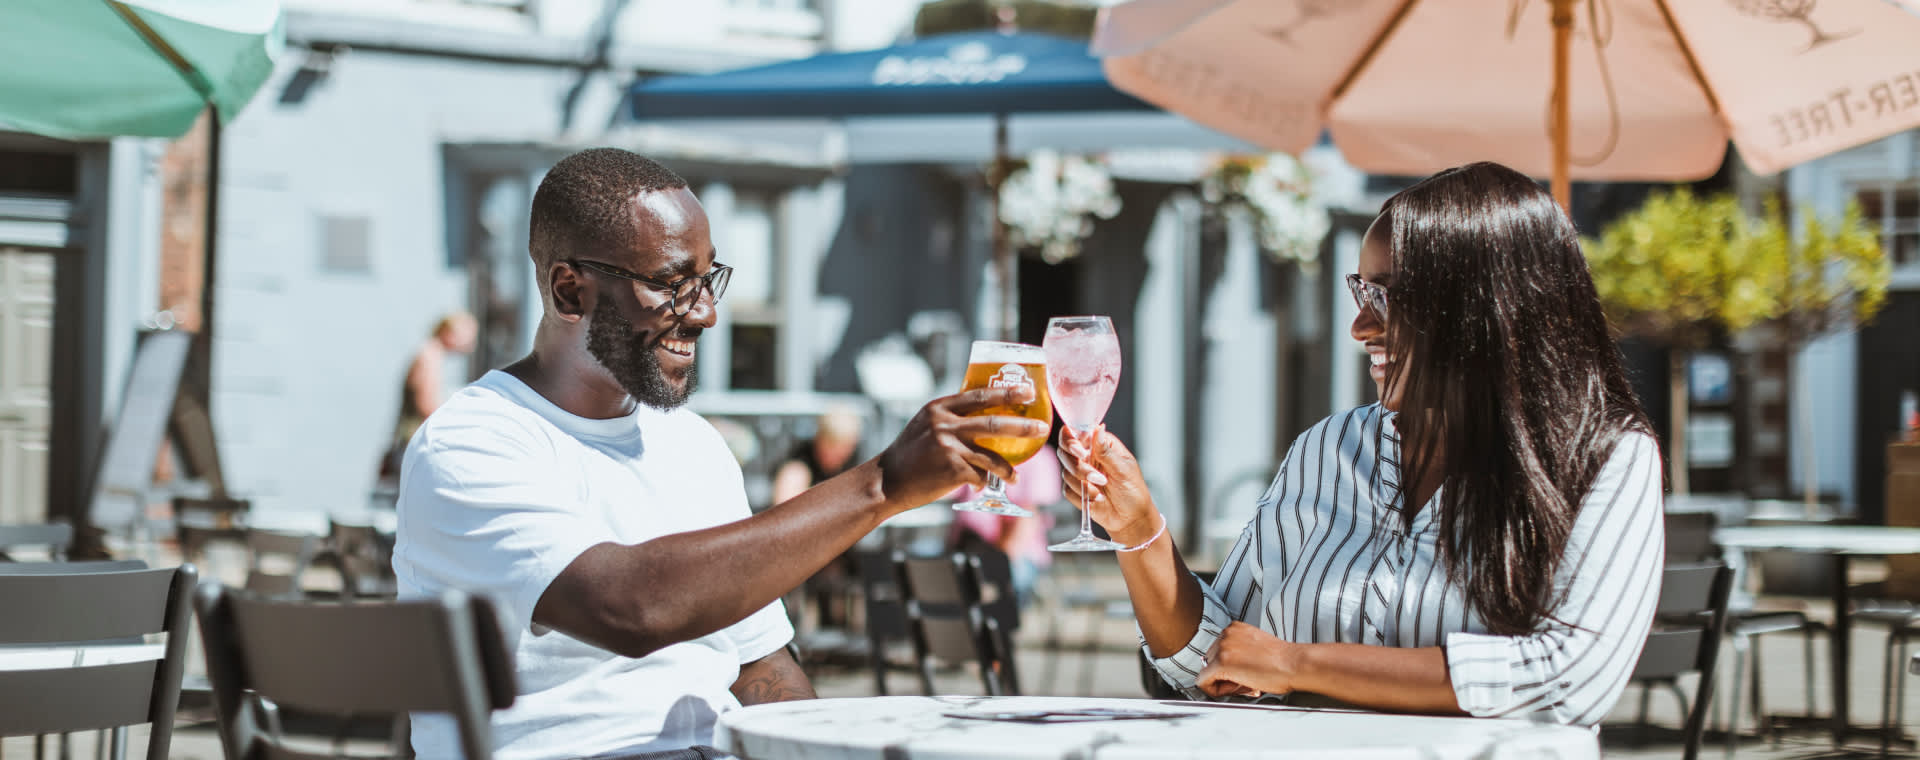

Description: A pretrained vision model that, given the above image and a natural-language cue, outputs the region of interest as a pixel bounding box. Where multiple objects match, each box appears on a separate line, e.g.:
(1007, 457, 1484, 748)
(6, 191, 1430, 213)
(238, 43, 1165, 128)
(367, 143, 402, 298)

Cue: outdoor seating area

(13, 516, 1920, 759)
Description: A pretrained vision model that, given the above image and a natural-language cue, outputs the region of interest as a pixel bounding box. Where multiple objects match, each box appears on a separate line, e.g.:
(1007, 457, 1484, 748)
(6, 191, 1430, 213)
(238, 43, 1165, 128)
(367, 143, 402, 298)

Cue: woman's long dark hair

(1381, 162, 1654, 636)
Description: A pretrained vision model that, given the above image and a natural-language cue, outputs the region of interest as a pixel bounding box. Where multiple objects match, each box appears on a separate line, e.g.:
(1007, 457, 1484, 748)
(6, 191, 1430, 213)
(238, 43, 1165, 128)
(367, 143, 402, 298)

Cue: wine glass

(1043, 316, 1126, 552)
(951, 340, 1052, 517)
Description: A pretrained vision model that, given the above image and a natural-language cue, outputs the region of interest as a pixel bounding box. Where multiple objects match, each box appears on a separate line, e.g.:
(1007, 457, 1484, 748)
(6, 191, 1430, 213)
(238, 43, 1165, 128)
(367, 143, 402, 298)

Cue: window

(723, 190, 782, 391)
(1857, 184, 1920, 272)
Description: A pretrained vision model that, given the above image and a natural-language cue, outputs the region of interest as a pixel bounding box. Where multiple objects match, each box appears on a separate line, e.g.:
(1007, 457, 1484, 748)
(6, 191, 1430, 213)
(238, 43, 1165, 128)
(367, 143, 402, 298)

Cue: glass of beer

(953, 340, 1052, 517)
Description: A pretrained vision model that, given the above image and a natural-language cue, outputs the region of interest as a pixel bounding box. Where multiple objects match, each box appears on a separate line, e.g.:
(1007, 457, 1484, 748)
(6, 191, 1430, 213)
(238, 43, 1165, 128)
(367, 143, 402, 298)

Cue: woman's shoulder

(1287, 404, 1391, 448)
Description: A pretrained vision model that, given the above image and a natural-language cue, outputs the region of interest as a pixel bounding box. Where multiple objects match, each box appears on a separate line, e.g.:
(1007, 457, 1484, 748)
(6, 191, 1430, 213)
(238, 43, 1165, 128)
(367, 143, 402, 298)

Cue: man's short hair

(528, 148, 689, 300)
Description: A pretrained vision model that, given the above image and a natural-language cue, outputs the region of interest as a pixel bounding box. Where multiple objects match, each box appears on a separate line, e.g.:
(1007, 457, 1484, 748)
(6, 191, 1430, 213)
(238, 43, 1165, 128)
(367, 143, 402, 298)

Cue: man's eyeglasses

(1345, 273, 1389, 320)
(570, 259, 732, 316)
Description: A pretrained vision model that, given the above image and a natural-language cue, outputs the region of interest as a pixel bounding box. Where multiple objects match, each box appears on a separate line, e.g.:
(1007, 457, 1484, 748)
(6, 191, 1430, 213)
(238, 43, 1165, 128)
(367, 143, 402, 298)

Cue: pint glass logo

(988, 363, 1031, 391)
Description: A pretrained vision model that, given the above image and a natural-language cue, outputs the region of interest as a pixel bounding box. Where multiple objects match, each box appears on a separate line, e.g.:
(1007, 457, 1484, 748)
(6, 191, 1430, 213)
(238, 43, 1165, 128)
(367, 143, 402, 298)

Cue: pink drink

(1043, 328, 1121, 431)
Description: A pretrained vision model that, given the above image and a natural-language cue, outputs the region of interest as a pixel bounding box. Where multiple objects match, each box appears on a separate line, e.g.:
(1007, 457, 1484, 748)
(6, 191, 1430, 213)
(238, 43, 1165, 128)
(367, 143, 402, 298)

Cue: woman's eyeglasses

(570, 259, 732, 317)
(1345, 273, 1388, 320)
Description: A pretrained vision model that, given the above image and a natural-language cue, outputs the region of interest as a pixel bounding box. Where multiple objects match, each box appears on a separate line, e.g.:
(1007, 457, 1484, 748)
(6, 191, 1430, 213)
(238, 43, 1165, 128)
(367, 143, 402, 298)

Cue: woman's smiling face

(1349, 218, 1401, 411)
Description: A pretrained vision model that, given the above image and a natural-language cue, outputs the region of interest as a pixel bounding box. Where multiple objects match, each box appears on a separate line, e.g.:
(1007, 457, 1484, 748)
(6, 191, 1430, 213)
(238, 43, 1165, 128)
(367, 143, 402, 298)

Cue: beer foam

(967, 340, 1045, 365)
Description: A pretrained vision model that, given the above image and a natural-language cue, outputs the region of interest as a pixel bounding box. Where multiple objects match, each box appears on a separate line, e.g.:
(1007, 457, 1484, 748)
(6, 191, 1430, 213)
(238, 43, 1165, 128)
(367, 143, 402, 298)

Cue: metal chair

(243, 529, 323, 598)
(1663, 510, 1826, 747)
(0, 521, 73, 562)
(0, 562, 198, 760)
(853, 548, 916, 695)
(1626, 561, 1734, 760)
(896, 551, 1020, 696)
(194, 583, 517, 760)
(323, 519, 398, 600)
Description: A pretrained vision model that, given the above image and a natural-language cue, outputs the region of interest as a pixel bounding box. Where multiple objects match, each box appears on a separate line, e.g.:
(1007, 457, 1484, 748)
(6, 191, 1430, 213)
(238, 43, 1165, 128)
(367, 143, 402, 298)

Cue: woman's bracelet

(1115, 514, 1168, 553)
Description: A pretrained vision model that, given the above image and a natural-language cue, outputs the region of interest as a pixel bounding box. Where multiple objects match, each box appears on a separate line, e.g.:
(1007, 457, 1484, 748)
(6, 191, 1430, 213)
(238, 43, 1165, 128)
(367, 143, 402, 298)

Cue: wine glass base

(951, 498, 1033, 518)
(1048, 535, 1126, 552)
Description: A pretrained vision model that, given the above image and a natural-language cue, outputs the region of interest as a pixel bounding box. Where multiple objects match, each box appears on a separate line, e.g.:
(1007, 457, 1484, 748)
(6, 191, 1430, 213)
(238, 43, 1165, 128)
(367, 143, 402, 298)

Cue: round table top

(714, 696, 1599, 760)
(1714, 525, 1920, 555)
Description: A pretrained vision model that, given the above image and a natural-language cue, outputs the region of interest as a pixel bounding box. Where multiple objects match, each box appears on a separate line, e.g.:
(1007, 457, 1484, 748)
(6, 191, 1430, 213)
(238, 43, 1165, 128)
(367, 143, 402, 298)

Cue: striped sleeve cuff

(1144, 576, 1235, 699)
(1445, 632, 1520, 716)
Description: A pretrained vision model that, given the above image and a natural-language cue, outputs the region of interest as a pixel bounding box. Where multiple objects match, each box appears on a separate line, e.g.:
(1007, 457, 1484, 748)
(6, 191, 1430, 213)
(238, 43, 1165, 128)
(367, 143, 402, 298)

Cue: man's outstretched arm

(731, 648, 815, 705)
(533, 386, 1046, 659)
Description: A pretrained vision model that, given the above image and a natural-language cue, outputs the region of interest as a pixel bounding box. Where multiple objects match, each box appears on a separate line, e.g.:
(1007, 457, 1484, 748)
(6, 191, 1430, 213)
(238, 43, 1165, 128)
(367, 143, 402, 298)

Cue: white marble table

(715, 696, 1598, 759)
(1715, 525, 1920, 746)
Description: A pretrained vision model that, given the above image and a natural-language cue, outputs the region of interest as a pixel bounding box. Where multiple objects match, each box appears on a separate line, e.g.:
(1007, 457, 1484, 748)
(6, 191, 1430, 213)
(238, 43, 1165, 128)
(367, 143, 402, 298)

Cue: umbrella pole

(1550, 0, 1573, 212)
(990, 115, 1016, 341)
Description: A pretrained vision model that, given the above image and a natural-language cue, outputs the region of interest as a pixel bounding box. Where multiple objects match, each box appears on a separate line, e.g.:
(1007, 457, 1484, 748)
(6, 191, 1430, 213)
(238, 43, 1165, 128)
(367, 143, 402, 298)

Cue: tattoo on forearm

(732, 652, 817, 705)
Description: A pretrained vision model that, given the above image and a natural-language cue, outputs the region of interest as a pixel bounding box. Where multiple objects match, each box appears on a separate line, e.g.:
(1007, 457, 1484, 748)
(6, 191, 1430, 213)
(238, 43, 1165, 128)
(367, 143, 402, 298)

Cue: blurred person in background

(380, 311, 478, 481)
(951, 443, 1059, 607)
(773, 404, 867, 628)
(392, 148, 1046, 760)
(1061, 162, 1662, 726)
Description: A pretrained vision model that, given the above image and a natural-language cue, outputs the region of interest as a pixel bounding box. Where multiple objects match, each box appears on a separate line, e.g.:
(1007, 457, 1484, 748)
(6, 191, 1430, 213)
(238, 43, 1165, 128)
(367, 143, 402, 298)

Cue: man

(392, 148, 1045, 760)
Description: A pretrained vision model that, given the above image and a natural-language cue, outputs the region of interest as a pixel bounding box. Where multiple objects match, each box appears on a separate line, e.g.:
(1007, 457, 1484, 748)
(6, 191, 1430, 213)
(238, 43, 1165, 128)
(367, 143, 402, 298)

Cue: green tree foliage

(1586, 188, 1889, 348)
(1584, 189, 1778, 349)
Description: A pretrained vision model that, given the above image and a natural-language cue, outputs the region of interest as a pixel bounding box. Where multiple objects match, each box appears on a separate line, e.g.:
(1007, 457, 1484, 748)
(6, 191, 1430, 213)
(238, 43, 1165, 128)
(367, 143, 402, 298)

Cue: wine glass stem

(1077, 426, 1097, 538)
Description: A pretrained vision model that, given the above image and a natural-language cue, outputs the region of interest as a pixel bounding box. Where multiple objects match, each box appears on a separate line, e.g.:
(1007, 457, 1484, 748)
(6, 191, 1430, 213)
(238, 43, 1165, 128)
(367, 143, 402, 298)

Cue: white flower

(999, 150, 1122, 264)
(1206, 153, 1331, 269)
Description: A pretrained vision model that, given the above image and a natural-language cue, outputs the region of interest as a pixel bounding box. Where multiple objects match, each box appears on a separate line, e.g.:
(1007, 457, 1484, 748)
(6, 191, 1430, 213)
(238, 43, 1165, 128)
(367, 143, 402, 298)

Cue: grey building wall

(210, 48, 595, 514)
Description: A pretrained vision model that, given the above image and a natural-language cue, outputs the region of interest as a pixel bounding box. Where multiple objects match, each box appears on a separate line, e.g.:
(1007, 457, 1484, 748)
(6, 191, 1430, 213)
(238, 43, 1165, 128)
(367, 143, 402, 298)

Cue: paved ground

(8, 548, 1920, 759)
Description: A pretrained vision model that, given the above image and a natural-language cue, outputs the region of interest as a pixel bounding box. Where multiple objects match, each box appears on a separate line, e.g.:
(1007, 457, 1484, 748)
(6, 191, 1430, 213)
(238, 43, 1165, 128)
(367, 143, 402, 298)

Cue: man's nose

(684, 288, 719, 327)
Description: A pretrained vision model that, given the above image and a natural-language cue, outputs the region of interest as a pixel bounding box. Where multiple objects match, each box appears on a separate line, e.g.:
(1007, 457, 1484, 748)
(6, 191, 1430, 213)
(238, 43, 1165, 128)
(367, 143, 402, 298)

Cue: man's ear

(549, 262, 589, 322)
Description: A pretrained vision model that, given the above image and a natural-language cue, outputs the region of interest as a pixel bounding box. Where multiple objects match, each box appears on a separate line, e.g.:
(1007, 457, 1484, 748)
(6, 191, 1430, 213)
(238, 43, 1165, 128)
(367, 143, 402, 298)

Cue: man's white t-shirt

(393, 370, 793, 760)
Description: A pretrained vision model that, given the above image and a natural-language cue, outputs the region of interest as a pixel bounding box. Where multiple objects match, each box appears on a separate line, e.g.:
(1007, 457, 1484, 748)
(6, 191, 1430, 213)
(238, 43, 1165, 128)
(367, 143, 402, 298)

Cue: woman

(1063, 162, 1663, 726)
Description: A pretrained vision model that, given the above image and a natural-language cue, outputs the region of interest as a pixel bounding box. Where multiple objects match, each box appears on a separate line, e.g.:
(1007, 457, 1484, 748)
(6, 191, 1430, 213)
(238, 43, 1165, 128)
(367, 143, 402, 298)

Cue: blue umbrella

(631, 31, 1160, 338)
(631, 30, 1152, 119)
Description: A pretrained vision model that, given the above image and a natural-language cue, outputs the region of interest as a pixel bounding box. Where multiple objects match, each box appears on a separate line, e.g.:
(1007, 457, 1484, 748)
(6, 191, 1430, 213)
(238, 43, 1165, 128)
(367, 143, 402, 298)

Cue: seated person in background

(393, 148, 1047, 760)
(771, 404, 865, 504)
(772, 405, 866, 628)
(951, 443, 1060, 607)
(1061, 162, 1662, 725)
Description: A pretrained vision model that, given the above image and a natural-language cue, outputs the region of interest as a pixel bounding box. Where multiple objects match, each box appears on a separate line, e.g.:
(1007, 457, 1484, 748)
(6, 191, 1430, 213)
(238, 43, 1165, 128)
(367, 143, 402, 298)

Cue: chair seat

(1730, 609, 1824, 636)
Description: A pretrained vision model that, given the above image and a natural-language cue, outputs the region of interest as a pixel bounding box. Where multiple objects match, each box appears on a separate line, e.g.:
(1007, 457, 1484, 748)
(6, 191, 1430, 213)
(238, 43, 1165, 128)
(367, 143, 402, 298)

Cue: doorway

(0, 246, 54, 524)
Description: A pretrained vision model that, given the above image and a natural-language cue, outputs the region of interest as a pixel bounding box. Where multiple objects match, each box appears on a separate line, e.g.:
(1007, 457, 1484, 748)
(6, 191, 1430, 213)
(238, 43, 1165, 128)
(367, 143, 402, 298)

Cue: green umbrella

(0, 0, 283, 139)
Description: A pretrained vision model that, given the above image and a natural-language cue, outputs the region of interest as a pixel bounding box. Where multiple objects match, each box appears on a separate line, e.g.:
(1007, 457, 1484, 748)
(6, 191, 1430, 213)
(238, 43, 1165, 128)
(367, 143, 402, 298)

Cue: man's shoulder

(413, 379, 557, 458)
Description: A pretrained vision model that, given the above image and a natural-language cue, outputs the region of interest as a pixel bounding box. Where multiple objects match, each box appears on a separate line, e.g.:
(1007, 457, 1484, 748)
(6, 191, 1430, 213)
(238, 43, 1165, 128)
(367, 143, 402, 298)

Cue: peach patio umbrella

(1094, 0, 1920, 209)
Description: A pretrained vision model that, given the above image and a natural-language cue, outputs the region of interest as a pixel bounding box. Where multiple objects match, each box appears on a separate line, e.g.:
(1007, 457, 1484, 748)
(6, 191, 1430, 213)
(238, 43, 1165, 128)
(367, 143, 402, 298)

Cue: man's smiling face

(581, 187, 718, 411)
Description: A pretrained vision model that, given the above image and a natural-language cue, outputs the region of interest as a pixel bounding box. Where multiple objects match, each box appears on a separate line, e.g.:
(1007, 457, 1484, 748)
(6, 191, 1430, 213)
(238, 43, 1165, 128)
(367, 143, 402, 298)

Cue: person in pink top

(951, 443, 1060, 605)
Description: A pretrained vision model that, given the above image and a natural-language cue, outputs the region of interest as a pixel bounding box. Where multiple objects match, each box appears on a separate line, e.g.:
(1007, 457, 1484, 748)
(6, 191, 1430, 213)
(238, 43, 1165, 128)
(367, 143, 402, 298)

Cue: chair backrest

(244, 529, 322, 598)
(194, 584, 517, 760)
(1630, 561, 1732, 760)
(896, 553, 1018, 695)
(964, 548, 1020, 635)
(328, 520, 397, 599)
(0, 562, 198, 760)
(1663, 511, 1721, 564)
(854, 549, 908, 641)
(0, 522, 74, 561)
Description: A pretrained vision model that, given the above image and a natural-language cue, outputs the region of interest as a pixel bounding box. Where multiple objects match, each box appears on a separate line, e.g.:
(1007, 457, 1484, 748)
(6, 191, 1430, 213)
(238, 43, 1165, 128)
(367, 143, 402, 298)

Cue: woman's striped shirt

(1146, 404, 1665, 726)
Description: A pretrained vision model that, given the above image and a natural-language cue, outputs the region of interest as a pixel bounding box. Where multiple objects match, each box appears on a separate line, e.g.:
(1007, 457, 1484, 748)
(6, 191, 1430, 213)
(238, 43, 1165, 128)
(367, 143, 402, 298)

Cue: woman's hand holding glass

(1055, 427, 1162, 548)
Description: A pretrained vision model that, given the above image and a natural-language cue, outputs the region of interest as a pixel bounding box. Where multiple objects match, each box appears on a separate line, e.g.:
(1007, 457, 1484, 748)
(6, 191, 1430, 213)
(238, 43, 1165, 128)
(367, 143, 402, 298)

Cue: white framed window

(1857, 183, 1920, 274)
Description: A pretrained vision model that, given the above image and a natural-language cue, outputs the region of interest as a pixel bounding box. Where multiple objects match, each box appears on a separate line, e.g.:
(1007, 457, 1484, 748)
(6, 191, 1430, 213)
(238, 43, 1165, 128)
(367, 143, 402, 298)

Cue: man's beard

(585, 297, 697, 410)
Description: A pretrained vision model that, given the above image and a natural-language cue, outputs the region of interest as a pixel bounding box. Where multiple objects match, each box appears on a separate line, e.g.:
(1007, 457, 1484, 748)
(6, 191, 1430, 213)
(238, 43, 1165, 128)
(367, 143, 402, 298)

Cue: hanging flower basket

(998, 150, 1122, 264)
(1202, 153, 1331, 269)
